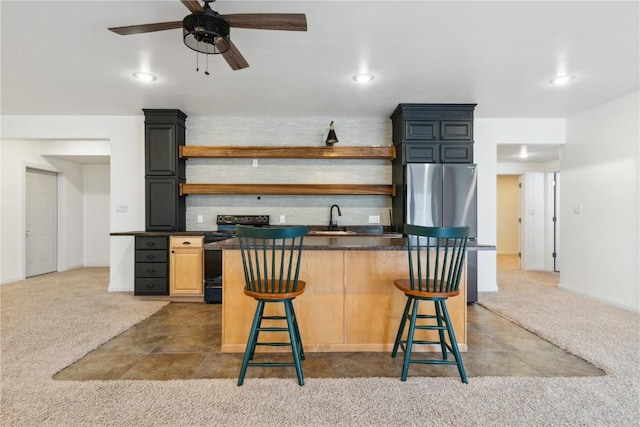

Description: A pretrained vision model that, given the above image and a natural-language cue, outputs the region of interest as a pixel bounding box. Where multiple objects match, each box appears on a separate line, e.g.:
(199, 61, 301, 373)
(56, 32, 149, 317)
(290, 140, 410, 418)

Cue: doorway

(25, 168, 58, 277)
(496, 175, 520, 268)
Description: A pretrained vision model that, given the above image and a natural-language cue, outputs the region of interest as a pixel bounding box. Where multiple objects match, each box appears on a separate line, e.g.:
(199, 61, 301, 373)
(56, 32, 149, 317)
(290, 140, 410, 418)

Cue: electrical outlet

(280, 215, 286, 224)
(368, 215, 380, 224)
(197, 215, 203, 223)
(252, 159, 258, 167)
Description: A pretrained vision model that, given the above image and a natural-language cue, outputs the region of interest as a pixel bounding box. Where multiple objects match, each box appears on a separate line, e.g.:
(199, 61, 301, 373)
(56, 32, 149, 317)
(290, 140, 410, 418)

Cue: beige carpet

(1, 266, 639, 426)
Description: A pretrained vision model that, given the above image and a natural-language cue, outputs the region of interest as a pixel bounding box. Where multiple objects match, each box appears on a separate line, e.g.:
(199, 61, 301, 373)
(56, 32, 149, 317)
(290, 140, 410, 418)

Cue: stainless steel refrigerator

(405, 163, 478, 303)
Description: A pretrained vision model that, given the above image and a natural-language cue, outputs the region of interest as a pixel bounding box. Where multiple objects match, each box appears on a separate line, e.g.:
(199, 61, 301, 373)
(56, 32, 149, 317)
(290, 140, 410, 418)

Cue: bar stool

(235, 225, 308, 386)
(391, 224, 470, 383)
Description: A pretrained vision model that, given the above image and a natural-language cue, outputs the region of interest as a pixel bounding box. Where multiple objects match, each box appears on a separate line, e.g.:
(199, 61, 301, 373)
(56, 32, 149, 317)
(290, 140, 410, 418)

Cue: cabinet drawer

(135, 278, 169, 295)
(440, 144, 473, 163)
(404, 143, 438, 163)
(440, 121, 473, 141)
(135, 263, 168, 278)
(135, 237, 168, 250)
(170, 236, 203, 248)
(135, 250, 168, 263)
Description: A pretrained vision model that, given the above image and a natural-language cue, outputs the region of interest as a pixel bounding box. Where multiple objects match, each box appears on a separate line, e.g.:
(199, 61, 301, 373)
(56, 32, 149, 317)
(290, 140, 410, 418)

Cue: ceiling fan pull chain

(196, 51, 200, 73)
(205, 51, 210, 76)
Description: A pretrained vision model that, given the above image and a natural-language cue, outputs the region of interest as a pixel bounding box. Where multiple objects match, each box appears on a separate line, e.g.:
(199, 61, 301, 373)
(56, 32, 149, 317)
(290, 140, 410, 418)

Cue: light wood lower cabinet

(169, 236, 203, 296)
(221, 249, 466, 353)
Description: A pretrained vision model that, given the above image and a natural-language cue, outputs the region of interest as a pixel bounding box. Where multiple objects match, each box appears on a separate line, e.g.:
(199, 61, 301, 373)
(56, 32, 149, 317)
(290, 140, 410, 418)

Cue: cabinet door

(440, 144, 473, 163)
(170, 237, 203, 296)
(404, 143, 439, 163)
(146, 124, 180, 176)
(404, 120, 438, 142)
(440, 120, 473, 141)
(146, 179, 185, 231)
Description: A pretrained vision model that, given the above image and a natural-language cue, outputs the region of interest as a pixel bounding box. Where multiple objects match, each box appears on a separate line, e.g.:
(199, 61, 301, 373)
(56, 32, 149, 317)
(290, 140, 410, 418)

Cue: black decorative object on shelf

(326, 121, 339, 147)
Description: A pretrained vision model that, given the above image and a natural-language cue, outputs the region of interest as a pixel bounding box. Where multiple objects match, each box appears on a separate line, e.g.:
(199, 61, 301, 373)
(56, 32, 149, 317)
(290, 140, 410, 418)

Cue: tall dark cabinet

(391, 103, 476, 232)
(390, 104, 478, 304)
(143, 109, 187, 231)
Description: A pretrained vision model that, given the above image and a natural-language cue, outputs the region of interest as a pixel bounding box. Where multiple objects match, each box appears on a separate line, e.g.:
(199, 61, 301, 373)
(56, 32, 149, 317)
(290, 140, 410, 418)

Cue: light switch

(573, 205, 582, 214)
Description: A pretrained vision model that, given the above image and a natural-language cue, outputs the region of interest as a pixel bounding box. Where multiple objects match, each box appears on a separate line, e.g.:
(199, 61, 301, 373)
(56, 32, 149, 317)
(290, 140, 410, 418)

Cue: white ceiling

(1, 1, 638, 122)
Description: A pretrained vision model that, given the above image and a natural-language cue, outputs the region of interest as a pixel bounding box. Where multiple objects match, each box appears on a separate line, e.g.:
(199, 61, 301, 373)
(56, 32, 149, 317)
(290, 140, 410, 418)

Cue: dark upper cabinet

(440, 120, 473, 141)
(404, 143, 439, 163)
(391, 104, 476, 164)
(146, 178, 186, 232)
(143, 109, 187, 178)
(143, 109, 188, 231)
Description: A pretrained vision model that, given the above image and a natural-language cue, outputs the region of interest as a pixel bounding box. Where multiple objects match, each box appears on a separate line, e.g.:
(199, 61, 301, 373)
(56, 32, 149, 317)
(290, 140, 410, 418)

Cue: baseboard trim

(559, 284, 640, 312)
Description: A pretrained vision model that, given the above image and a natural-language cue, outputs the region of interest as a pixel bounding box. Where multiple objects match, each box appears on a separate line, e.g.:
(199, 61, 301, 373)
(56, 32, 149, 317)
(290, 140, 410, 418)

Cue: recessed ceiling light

(549, 75, 574, 86)
(353, 73, 374, 83)
(133, 71, 157, 82)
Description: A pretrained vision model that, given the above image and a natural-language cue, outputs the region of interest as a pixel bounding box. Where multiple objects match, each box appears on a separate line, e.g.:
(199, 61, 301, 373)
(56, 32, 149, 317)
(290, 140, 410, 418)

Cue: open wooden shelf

(180, 183, 395, 196)
(180, 146, 395, 160)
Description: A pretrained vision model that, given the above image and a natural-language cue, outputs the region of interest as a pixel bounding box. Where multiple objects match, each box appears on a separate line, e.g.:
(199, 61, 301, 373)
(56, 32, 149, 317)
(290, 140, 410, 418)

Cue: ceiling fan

(108, 0, 307, 71)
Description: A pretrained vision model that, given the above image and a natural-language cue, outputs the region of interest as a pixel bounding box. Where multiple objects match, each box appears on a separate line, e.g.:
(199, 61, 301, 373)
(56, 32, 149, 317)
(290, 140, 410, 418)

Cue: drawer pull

(146, 255, 156, 259)
(146, 283, 156, 288)
(146, 269, 155, 273)
(146, 242, 156, 247)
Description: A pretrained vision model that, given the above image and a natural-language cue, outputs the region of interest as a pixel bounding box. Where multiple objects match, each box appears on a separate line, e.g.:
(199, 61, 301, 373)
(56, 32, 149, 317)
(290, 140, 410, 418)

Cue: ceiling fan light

(183, 12, 230, 54)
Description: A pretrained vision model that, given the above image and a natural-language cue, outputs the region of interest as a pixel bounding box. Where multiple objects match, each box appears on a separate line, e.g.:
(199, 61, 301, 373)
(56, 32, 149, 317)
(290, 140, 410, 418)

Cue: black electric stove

(204, 215, 270, 303)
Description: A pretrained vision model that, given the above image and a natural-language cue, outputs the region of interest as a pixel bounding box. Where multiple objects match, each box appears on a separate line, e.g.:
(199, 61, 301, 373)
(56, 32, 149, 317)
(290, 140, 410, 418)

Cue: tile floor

(54, 302, 603, 381)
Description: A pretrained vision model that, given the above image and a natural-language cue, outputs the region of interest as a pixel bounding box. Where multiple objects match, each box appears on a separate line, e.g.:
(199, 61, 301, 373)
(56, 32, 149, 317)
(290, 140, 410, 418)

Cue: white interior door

(26, 168, 58, 277)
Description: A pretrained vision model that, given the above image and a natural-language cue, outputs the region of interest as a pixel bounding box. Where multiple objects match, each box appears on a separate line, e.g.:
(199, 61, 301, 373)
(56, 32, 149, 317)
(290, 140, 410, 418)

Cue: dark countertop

(110, 231, 206, 237)
(110, 225, 395, 237)
(205, 236, 495, 251)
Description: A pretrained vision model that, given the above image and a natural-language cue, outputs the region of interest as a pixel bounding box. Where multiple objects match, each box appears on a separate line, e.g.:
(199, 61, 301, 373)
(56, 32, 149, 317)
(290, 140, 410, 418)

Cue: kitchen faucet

(329, 204, 342, 231)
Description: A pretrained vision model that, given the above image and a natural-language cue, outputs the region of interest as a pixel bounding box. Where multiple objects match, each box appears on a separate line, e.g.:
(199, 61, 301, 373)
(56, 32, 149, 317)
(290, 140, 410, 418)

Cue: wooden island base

(221, 249, 466, 353)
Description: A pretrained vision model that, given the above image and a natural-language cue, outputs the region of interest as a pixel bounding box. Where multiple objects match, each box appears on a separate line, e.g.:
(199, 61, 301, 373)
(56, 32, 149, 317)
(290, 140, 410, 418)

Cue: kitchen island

(208, 235, 493, 353)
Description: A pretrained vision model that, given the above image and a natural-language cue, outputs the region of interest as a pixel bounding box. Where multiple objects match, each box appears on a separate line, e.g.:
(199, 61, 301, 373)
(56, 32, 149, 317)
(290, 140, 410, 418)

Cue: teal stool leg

(238, 300, 264, 386)
(440, 300, 468, 384)
(392, 297, 412, 358)
(248, 301, 266, 360)
(401, 298, 420, 381)
(289, 302, 305, 361)
(434, 300, 448, 359)
(284, 300, 304, 386)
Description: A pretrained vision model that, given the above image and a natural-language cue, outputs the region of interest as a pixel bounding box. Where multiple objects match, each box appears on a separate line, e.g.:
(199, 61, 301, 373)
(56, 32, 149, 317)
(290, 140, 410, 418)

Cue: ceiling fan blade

(109, 21, 183, 35)
(218, 38, 250, 71)
(222, 14, 307, 31)
(181, 0, 203, 13)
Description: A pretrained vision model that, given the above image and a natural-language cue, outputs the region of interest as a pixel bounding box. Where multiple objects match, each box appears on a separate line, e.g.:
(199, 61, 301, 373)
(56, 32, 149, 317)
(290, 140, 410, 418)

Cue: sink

(308, 230, 357, 236)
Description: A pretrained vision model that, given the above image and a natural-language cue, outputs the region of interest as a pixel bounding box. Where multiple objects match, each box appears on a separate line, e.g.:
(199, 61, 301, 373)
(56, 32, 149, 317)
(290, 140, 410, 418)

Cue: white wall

(561, 91, 639, 311)
(0, 116, 144, 289)
(83, 164, 110, 267)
